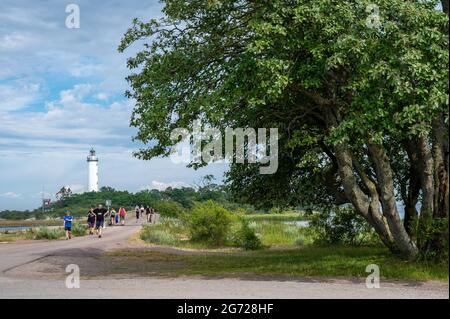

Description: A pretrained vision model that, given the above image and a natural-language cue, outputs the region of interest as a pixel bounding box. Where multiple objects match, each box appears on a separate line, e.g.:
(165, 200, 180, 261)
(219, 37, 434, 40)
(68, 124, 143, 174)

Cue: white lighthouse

(87, 148, 99, 192)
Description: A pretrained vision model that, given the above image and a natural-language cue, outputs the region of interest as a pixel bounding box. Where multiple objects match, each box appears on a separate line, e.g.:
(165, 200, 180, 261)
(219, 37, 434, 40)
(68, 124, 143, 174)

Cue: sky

(0, 0, 228, 210)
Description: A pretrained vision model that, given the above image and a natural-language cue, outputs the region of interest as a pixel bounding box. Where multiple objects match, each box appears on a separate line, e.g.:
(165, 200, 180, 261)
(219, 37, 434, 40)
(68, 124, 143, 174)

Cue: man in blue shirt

(64, 211, 73, 240)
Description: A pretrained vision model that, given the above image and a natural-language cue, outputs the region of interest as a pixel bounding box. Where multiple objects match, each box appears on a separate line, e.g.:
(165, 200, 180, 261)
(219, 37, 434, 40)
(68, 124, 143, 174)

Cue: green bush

(232, 220, 262, 250)
(415, 216, 449, 262)
(308, 207, 379, 246)
(183, 201, 234, 245)
(71, 222, 88, 237)
(155, 201, 185, 218)
(32, 227, 65, 240)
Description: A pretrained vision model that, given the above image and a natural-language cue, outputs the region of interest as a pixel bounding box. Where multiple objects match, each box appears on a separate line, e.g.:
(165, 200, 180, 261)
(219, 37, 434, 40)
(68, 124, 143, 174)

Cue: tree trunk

(402, 140, 421, 241)
(432, 115, 449, 219)
(417, 136, 435, 221)
(442, 0, 449, 15)
(368, 143, 418, 257)
(334, 142, 396, 251)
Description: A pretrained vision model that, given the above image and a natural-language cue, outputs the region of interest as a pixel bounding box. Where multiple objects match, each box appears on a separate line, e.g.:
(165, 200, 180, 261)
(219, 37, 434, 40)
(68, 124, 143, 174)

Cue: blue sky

(0, 0, 227, 210)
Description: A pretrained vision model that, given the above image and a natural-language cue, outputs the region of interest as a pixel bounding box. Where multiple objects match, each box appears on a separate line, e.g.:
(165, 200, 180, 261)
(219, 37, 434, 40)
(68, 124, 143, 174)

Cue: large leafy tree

(119, 0, 448, 258)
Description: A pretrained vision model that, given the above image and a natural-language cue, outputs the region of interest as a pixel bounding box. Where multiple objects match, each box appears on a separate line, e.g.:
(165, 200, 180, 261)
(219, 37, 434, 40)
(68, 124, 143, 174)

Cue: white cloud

(141, 181, 192, 191)
(95, 92, 109, 101)
(66, 184, 85, 194)
(0, 82, 135, 152)
(0, 33, 34, 50)
(69, 63, 104, 78)
(0, 192, 21, 198)
(0, 0, 229, 211)
(0, 81, 41, 113)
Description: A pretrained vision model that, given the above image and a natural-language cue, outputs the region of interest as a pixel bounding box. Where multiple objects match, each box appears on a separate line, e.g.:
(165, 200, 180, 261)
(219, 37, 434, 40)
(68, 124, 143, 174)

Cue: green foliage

(231, 220, 262, 250)
(294, 236, 306, 246)
(256, 221, 312, 247)
(118, 0, 447, 163)
(71, 222, 88, 237)
(118, 0, 448, 259)
(0, 181, 231, 220)
(140, 224, 178, 246)
(109, 246, 448, 282)
(155, 200, 185, 218)
(242, 211, 305, 222)
(415, 216, 449, 262)
(30, 227, 65, 240)
(307, 207, 380, 246)
(183, 201, 235, 245)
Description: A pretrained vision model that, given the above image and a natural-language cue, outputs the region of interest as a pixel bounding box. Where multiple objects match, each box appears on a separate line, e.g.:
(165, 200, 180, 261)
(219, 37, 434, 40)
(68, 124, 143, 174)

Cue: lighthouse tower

(87, 148, 99, 192)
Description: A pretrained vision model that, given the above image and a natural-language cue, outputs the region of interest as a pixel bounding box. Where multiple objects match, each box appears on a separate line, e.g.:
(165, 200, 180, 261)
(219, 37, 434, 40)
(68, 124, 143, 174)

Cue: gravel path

(0, 219, 448, 299)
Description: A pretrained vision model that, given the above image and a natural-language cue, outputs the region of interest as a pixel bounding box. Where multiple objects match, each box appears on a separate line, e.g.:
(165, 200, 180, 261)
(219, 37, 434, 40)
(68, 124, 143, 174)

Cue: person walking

(87, 207, 96, 235)
(109, 208, 116, 226)
(146, 206, 154, 223)
(140, 205, 145, 219)
(63, 211, 73, 240)
(135, 205, 140, 222)
(119, 207, 126, 225)
(93, 204, 108, 238)
(150, 208, 156, 224)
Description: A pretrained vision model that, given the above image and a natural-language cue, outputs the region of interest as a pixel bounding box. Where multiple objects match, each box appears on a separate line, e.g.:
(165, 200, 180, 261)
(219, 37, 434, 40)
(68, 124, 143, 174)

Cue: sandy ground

(0, 218, 448, 299)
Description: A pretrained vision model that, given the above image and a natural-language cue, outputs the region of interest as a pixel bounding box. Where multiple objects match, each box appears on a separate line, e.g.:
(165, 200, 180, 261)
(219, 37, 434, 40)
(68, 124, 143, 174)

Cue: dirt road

(0, 220, 448, 299)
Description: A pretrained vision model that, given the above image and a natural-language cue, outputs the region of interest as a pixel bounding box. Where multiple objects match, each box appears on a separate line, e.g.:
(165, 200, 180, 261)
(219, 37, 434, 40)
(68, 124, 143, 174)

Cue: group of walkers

(62, 204, 157, 240)
(134, 205, 157, 224)
(86, 205, 127, 238)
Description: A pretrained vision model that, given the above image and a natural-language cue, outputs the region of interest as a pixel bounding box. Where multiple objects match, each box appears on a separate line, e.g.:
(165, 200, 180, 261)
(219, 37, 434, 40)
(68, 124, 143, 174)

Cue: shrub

(232, 220, 262, 250)
(415, 216, 449, 262)
(71, 222, 88, 237)
(32, 227, 65, 240)
(308, 207, 379, 246)
(183, 201, 234, 245)
(155, 201, 185, 218)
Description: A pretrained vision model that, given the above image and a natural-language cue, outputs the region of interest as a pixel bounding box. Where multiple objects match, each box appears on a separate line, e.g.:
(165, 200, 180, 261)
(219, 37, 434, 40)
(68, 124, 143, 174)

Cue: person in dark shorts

(93, 204, 108, 238)
(87, 207, 96, 235)
(109, 208, 116, 226)
(64, 211, 73, 240)
(145, 206, 152, 223)
(135, 205, 140, 222)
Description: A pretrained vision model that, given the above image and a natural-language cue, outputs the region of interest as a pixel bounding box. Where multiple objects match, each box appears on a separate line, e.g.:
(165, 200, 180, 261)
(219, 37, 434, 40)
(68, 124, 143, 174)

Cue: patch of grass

(0, 223, 89, 242)
(0, 231, 29, 242)
(29, 227, 65, 240)
(255, 221, 313, 247)
(0, 219, 64, 227)
(139, 218, 313, 249)
(71, 222, 88, 237)
(140, 219, 188, 245)
(242, 212, 304, 222)
(107, 246, 449, 282)
(140, 227, 178, 246)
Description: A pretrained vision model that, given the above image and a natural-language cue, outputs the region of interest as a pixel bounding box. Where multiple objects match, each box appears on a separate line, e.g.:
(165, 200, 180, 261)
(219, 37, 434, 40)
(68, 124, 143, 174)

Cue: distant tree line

(0, 180, 231, 220)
